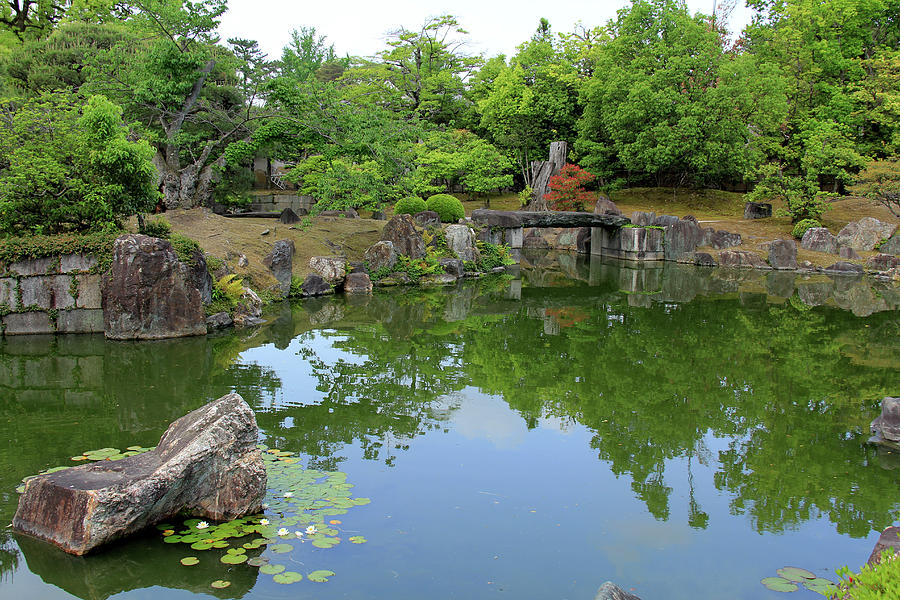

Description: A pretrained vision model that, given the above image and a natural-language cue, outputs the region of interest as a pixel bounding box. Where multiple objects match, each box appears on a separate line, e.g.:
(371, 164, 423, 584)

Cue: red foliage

(543, 164, 596, 211)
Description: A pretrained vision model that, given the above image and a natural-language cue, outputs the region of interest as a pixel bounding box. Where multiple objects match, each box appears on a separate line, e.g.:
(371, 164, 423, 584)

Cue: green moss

(0, 232, 117, 266)
(168, 233, 202, 266)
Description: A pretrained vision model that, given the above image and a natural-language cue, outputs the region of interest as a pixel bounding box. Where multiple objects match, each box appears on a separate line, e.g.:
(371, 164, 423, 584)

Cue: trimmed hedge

(792, 218, 820, 239)
(394, 196, 427, 216)
(425, 194, 465, 223)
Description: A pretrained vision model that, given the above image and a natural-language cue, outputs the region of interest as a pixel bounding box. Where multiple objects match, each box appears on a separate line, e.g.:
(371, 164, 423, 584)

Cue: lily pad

(273, 571, 303, 584)
(210, 580, 231, 589)
(259, 564, 285, 575)
(247, 557, 269, 567)
(777, 567, 816, 582)
(220, 553, 247, 565)
(312, 537, 340, 549)
(307, 569, 335, 583)
(803, 578, 834, 594)
(180, 556, 199, 566)
(762, 577, 799, 592)
(349, 536, 367, 544)
(269, 543, 292, 553)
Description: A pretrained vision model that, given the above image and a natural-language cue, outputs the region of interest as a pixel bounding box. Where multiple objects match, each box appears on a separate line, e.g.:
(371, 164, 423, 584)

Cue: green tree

(409, 129, 513, 197)
(0, 92, 158, 234)
(278, 26, 347, 83)
(0, 0, 68, 41)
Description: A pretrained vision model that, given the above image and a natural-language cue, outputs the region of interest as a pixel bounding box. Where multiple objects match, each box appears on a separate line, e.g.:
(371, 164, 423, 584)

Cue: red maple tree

(543, 164, 596, 211)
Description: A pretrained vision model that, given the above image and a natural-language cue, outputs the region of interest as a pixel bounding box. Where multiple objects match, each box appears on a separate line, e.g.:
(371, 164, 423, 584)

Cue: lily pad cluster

(157, 445, 371, 587)
(761, 567, 833, 595)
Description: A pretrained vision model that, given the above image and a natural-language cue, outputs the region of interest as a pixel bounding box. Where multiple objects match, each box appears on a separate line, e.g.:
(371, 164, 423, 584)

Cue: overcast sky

(218, 0, 755, 62)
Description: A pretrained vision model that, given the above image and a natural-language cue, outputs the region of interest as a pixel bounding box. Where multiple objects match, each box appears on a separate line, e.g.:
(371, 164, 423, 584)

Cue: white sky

(218, 0, 755, 62)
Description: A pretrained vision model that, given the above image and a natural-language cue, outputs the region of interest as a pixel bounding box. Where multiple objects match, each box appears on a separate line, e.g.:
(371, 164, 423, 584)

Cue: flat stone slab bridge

(472, 209, 638, 257)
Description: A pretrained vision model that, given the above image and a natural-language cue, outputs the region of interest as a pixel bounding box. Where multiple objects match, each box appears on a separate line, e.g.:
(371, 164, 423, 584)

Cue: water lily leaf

(349, 536, 367, 544)
(352, 498, 371, 506)
(803, 578, 834, 594)
(226, 547, 246, 555)
(163, 536, 183, 544)
(762, 577, 799, 592)
(273, 571, 303, 584)
(210, 580, 231, 589)
(777, 567, 816, 582)
(269, 543, 292, 553)
(307, 569, 335, 583)
(220, 553, 247, 565)
(190, 541, 212, 550)
(259, 564, 285, 575)
(180, 557, 199, 566)
(211, 540, 230, 549)
(247, 557, 269, 567)
(312, 537, 339, 549)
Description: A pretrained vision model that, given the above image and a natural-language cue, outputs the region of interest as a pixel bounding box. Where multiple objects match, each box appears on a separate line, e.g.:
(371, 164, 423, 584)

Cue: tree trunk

(526, 141, 567, 211)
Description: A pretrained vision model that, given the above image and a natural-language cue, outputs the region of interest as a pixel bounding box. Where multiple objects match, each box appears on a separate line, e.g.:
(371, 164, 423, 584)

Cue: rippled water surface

(1, 254, 899, 600)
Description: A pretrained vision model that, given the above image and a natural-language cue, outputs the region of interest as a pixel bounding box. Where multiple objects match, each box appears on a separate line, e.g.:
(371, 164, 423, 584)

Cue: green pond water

(1, 254, 899, 600)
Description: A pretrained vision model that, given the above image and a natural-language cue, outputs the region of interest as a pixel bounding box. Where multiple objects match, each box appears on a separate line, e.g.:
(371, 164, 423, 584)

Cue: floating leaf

(260, 564, 285, 575)
(180, 557, 199, 566)
(777, 567, 816, 582)
(762, 577, 799, 592)
(803, 578, 834, 594)
(349, 536, 367, 544)
(247, 557, 269, 567)
(220, 553, 247, 565)
(352, 498, 371, 506)
(312, 537, 339, 549)
(210, 580, 230, 589)
(307, 569, 335, 583)
(269, 543, 292, 553)
(211, 540, 230, 549)
(190, 541, 212, 550)
(163, 536, 183, 544)
(273, 571, 303, 584)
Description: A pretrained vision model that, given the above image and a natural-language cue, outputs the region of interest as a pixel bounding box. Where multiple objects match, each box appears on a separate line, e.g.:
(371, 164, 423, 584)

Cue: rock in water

(594, 582, 642, 600)
(768, 239, 798, 270)
(102, 234, 207, 340)
(871, 397, 900, 445)
(444, 224, 480, 262)
(13, 393, 266, 555)
(263, 240, 295, 295)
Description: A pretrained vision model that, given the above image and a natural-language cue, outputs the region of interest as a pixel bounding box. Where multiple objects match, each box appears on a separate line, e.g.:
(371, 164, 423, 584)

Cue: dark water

(1, 254, 899, 600)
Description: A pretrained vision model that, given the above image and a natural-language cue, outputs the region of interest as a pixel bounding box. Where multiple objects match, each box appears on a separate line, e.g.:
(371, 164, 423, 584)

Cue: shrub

(425, 194, 465, 223)
(792, 219, 820, 239)
(830, 548, 900, 599)
(476, 240, 514, 271)
(394, 196, 427, 215)
(168, 233, 201, 266)
(139, 216, 171, 238)
(544, 164, 596, 211)
(208, 274, 245, 315)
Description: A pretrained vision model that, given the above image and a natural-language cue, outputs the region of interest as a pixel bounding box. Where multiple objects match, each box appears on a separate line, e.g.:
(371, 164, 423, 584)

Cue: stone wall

(247, 193, 314, 214)
(0, 254, 103, 336)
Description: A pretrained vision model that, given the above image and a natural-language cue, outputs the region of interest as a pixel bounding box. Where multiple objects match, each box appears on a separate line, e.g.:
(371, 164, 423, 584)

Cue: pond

(1, 253, 899, 600)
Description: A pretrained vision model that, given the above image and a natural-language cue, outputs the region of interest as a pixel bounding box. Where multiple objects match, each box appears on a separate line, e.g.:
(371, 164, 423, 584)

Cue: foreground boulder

(102, 234, 207, 340)
(718, 250, 769, 269)
(837, 217, 897, 251)
(800, 227, 839, 254)
(263, 239, 295, 295)
(381, 214, 425, 258)
(13, 393, 266, 555)
(364, 241, 397, 273)
(309, 256, 348, 285)
(870, 397, 900, 446)
(594, 582, 642, 600)
(445, 224, 480, 262)
(868, 526, 900, 566)
(768, 239, 798, 270)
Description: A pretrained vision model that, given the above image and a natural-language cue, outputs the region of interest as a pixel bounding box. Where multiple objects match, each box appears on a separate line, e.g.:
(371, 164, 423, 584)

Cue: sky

(217, 0, 755, 62)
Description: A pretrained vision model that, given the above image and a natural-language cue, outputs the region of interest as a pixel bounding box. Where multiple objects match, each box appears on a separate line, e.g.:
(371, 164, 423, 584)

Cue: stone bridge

(471, 209, 655, 259)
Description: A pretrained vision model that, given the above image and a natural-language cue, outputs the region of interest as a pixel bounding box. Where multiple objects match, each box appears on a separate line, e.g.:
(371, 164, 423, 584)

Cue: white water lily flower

(305, 525, 317, 535)
(261, 503, 269, 509)
(283, 492, 293, 498)
(294, 531, 304, 539)
(196, 521, 209, 529)
(259, 518, 270, 526)
(277, 528, 289, 536)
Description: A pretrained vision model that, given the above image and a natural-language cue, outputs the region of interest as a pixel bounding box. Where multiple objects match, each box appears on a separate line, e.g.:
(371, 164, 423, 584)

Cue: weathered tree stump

(527, 141, 567, 211)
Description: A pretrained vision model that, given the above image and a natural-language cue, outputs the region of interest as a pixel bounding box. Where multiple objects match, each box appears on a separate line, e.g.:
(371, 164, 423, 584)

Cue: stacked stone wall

(0, 253, 103, 336)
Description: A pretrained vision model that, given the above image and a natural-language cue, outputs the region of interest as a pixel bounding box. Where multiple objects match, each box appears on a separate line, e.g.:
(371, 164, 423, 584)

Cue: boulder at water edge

(13, 393, 266, 555)
(381, 215, 425, 259)
(102, 234, 207, 340)
(263, 239, 295, 295)
(768, 239, 798, 270)
(870, 397, 900, 446)
(309, 256, 348, 285)
(445, 224, 480, 262)
(364, 241, 397, 273)
(594, 582, 642, 600)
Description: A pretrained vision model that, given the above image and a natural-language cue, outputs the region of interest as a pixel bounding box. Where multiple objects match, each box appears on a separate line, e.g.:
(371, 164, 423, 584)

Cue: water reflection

(0, 256, 898, 598)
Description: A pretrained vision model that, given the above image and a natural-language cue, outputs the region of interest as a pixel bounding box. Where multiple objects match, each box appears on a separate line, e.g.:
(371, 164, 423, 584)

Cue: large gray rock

(867, 253, 900, 272)
(768, 239, 798, 270)
(651, 214, 679, 228)
(840, 246, 861, 260)
(414, 210, 441, 228)
(868, 526, 900, 566)
(824, 261, 864, 275)
(263, 240, 295, 295)
(743, 201, 772, 220)
(301, 273, 333, 297)
(101, 235, 207, 340)
(631, 211, 655, 227)
(278, 208, 300, 224)
(694, 252, 718, 267)
(445, 224, 480, 262)
(837, 217, 897, 251)
(718, 250, 770, 269)
(594, 582, 642, 600)
(439, 258, 464, 278)
(233, 287, 263, 327)
(382, 214, 425, 259)
(800, 227, 839, 254)
(185, 248, 213, 305)
(880, 234, 900, 255)
(710, 230, 742, 249)
(343, 272, 373, 294)
(12, 393, 265, 555)
(364, 241, 397, 273)
(206, 311, 233, 330)
(871, 397, 900, 445)
(309, 256, 347, 285)
(664, 219, 703, 261)
(593, 196, 623, 216)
